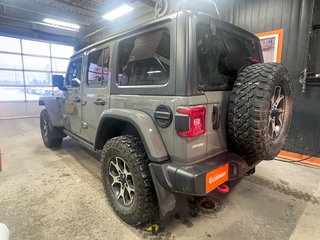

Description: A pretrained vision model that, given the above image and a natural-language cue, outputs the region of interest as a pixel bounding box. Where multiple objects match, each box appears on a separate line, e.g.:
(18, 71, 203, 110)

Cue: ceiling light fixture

(103, 4, 134, 21)
(43, 18, 80, 31)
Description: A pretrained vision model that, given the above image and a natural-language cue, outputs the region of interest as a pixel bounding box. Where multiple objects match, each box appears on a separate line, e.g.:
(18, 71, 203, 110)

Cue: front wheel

(40, 109, 63, 148)
(101, 135, 158, 226)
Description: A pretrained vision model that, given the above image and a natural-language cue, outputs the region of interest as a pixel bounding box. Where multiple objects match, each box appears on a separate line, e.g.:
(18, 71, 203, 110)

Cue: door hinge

(82, 121, 88, 129)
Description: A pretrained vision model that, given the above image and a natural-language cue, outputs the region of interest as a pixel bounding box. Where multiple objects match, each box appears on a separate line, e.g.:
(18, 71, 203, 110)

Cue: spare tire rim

(269, 86, 285, 140)
(108, 157, 134, 206)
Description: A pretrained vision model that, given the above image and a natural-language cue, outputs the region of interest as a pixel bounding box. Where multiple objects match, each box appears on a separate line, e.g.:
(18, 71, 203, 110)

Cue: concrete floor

(0, 117, 320, 240)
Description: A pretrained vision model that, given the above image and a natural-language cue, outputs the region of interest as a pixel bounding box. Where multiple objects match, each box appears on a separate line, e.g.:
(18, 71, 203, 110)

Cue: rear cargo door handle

(93, 99, 105, 106)
(212, 104, 221, 129)
(73, 97, 81, 103)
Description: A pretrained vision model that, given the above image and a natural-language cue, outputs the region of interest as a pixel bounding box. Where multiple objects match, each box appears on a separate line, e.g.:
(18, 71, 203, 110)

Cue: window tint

(87, 48, 110, 87)
(197, 23, 261, 91)
(118, 30, 170, 86)
(66, 58, 82, 87)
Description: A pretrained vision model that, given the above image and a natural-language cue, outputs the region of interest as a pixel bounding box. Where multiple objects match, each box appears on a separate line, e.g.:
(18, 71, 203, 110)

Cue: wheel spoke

(123, 186, 134, 205)
(126, 184, 134, 193)
(274, 94, 284, 107)
(118, 186, 125, 201)
(111, 158, 122, 174)
(271, 119, 276, 139)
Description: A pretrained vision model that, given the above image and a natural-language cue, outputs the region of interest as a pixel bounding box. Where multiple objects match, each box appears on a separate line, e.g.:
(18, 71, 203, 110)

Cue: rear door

(196, 19, 263, 156)
(80, 45, 111, 143)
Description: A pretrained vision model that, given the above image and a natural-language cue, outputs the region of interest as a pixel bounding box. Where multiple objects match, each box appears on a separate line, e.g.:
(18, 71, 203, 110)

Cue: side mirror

(71, 78, 81, 88)
(52, 75, 67, 91)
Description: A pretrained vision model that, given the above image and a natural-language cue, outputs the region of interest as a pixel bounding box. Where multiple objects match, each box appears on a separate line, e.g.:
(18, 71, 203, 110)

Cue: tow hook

(216, 184, 229, 193)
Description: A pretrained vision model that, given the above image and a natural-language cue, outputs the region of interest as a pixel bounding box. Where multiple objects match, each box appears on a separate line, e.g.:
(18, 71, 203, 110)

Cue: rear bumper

(149, 152, 257, 196)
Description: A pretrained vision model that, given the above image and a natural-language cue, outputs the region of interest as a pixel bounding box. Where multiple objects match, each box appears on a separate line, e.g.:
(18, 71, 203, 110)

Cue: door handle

(73, 97, 81, 103)
(93, 99, 106, 106)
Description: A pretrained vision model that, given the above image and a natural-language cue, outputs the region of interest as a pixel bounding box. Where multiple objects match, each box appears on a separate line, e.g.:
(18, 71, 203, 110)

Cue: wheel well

(95, 118, 140, 150)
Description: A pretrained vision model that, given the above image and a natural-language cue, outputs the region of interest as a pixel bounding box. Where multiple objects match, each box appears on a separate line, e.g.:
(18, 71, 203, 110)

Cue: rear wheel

(101, 135, 158, 226)
(40, 109, 63, 148)
(228, 63, 292, 164)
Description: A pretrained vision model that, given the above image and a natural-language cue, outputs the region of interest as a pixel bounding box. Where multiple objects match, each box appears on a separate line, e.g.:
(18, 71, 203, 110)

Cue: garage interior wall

(216, 0, 319, 156)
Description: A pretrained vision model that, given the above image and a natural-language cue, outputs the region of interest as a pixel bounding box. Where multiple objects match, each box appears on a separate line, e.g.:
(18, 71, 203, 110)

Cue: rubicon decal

(206, 164, 229, 193)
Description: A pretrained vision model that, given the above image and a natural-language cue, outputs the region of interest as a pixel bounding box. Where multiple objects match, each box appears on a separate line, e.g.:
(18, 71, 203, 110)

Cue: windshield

(197, 22, 262, 91)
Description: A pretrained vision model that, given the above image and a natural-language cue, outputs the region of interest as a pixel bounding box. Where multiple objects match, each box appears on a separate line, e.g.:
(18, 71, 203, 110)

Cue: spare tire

(228, 63, 292, 164)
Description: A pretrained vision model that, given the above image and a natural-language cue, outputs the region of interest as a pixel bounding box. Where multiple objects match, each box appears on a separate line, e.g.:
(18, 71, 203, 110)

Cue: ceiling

(0, 0, 156, 45)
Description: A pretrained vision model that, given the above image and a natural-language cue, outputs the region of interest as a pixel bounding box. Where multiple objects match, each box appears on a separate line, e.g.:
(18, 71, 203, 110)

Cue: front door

(80, 46, 111, 142)
(63, 56, 83, 135)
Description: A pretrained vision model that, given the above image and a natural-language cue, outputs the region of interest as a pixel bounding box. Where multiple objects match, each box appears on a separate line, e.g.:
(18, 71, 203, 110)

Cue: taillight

(177, 106, 206, 137)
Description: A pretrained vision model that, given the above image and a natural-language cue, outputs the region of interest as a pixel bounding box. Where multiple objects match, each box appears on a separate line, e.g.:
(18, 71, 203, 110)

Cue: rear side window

(66, 57, 82, 87)
(87, 48, 110, 87)
(197, 23, 260, 91)
(117, 30, 170, 86)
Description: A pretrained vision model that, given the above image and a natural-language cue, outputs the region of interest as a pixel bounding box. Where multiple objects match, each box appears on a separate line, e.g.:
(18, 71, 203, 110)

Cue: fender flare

(95, 108, 169, 162)
(39, 97, 64, 127)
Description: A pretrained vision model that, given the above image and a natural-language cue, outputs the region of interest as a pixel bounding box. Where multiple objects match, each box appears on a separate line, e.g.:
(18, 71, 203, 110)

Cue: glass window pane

(51, 44, 74, 58)
(66, 58, 82, 87)
(51, 58, 69, 72)
(196, 23, 261, 91)
(23, 56, 51, 71)
(0, 87, 25, 101)
(0, 53, 22, 69)
(0, 36, 21, 53)
(26, 87, 53, 100)
(22, 39, 50, 56)
(87, 48, 110, 87)
(0, 70, 23, 85)
(117, 30, 170, 86)
(24, 71, 51, 86)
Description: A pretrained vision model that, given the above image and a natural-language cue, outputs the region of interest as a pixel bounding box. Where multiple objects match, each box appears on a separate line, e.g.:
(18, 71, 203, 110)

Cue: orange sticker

(206, 164, 229, 193)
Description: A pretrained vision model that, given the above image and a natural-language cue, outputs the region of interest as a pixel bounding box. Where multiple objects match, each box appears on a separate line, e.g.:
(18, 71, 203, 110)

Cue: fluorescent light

(147, 70, 162, 74)
(43, 18, 80, 31)
(103, 4, 134, 21)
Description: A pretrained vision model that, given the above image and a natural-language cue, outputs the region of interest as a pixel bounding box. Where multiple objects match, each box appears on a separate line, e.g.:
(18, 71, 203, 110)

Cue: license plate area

(206, 163, 229, 193)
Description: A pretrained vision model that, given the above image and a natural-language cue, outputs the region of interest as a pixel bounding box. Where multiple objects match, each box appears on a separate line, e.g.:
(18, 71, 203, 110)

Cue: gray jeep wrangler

(39, 6, 292, 226)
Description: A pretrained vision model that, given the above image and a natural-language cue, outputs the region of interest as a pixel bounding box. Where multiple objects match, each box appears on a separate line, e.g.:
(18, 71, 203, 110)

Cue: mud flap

(149, 164, 177, 219)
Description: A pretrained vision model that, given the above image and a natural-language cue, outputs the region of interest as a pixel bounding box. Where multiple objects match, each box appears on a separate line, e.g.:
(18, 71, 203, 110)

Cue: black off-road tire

(40, 109, 63, 148)
(228, 63, 292, 164)
(101, 135, 158, 226)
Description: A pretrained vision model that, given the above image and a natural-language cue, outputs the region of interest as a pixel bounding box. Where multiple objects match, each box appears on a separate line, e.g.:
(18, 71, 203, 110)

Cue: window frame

(194, 16, 263, 93)
(65, 56, 83, 89)
(110, 21, 176, 96)
(86, 46, 111, 88)
(116, 28, 171, 88)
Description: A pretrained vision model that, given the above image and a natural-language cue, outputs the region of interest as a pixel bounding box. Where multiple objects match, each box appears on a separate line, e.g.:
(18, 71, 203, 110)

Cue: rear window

(197, 23, 261, 91)
(117, 30, 170, 86)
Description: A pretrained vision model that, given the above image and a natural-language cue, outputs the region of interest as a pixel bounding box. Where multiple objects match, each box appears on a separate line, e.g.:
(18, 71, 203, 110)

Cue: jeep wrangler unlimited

(39, 6, 292, 226)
